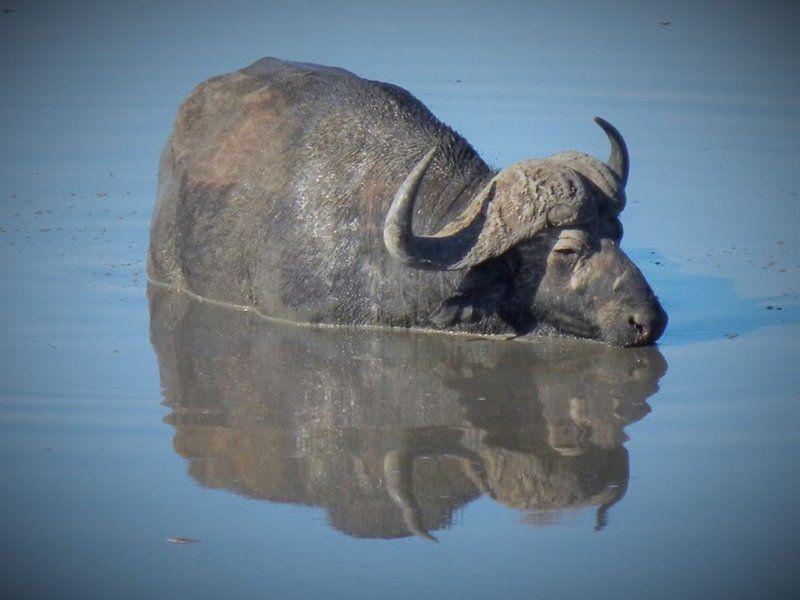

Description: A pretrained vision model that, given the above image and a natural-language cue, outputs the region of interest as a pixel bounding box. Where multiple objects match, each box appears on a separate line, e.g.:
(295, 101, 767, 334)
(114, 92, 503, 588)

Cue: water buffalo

(148, 57, 667, 345)
(149, 284, 666, 540)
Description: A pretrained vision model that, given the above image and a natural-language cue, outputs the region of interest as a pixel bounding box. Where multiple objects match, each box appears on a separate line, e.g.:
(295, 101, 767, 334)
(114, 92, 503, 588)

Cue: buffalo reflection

(149, 284, 666, 541)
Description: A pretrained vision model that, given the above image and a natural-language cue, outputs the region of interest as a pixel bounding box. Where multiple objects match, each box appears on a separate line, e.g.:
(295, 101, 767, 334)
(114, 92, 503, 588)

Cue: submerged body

(148, 57, 667, 345)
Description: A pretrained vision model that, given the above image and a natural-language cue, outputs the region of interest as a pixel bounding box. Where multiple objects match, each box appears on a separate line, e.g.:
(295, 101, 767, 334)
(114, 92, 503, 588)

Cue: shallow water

(1, 1, 799, 598)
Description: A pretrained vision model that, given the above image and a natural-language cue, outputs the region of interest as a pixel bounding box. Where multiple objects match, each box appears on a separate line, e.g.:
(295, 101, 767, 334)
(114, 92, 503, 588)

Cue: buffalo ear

(603, 216, 623, 242)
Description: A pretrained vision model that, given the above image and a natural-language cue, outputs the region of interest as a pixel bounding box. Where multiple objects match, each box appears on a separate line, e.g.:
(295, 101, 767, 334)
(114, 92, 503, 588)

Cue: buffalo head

(383, 118, 667, 346)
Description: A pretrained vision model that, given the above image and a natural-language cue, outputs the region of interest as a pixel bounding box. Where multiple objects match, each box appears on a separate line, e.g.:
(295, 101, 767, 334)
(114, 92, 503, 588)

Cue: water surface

(0, 1, 798, 598)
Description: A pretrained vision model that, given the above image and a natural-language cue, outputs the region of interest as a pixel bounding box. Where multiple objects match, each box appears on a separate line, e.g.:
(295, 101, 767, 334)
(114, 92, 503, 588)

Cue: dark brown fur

(149, 58, 666, 344)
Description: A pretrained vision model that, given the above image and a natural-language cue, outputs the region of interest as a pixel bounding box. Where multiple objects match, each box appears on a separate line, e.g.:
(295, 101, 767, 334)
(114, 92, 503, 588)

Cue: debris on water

(725, 333, 738, 339)
(766, 305, 774, 310)
(97, 192, 107, 198)
(659, 21, 671, 26)
(168, 536, 201, 544)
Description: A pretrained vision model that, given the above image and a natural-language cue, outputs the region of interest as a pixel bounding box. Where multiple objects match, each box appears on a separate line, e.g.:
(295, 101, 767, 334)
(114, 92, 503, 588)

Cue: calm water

(1, 1, 799, 598)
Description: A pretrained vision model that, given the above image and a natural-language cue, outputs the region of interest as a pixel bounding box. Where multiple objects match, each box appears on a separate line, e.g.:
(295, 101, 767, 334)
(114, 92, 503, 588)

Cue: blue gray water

(1, 1, 798, 598)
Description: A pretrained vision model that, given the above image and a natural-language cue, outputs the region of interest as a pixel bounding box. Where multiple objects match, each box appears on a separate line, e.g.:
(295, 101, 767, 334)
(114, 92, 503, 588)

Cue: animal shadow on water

(149, 284, 667, 541)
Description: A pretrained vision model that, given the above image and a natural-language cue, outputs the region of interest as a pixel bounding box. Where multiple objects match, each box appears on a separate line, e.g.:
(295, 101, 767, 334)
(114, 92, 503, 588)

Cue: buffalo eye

(552, 230, 588, 257)
(554, 246, 577, 255)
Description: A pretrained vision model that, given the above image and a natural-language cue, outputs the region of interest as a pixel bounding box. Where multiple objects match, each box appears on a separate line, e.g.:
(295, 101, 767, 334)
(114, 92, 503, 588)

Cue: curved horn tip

(592, 116, 629, 187)
(593, 115, 611, 128)
(416, 530, 439, 543)
(593, 116, 621, 135)
(382, 148, 439, 267)
(421, 146, 438, 164)
(413, 147, 439, 184)
(405, 147, 438, 181)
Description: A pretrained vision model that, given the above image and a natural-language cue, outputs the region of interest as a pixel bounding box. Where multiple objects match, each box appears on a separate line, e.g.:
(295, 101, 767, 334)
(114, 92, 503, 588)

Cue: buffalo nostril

(626, 308, 667, 345)
(628, 315, 648, 337)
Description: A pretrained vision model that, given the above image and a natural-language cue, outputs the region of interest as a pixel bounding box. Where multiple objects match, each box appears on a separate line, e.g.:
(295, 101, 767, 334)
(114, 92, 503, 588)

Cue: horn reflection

(149, 284, 666, 541)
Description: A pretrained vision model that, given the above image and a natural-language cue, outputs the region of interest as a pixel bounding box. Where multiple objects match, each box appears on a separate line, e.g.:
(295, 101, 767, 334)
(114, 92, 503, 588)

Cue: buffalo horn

(593, 117, 629, 187)
(383, 148, 496, 271)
